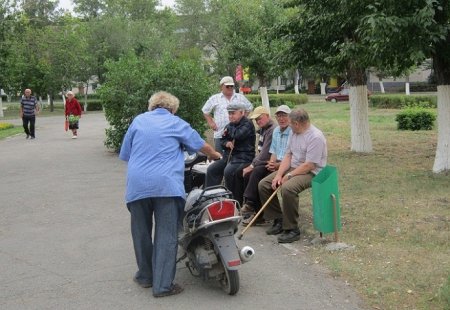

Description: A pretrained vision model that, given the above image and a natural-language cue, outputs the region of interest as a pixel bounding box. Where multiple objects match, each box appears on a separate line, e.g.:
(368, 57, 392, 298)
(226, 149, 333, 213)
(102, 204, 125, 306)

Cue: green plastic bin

(311, 165, 341, 234)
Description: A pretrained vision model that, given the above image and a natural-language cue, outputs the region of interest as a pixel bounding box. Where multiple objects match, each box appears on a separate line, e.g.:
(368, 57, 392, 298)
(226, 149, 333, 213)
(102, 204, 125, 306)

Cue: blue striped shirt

(269, 126, 292, 161)
(20, 96, 38, 116)
(119, 108, 205, 203)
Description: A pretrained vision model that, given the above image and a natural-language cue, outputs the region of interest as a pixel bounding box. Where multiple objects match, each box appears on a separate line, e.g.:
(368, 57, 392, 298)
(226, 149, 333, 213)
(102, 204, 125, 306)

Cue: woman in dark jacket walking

(65, 91, 82, 139)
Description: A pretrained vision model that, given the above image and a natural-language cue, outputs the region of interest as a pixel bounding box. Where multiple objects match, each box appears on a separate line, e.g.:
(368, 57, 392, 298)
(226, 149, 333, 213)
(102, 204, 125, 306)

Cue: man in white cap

(202, 76, 253, 154)
(241, 105, 293, 226)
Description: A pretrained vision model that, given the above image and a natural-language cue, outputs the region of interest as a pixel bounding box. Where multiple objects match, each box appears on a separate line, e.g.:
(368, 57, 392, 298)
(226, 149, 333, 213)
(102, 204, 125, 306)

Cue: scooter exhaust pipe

(239, 246, 255, 263)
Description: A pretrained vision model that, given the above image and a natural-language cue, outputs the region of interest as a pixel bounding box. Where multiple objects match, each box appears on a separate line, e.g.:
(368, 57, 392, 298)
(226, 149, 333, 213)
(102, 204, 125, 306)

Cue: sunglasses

(225, 85, 234, 89)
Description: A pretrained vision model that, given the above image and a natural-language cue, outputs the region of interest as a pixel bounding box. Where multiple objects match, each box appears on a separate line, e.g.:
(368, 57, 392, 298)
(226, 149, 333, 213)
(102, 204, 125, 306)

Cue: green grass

(0, 126, 24, 139)
(293, 101, 449, 310)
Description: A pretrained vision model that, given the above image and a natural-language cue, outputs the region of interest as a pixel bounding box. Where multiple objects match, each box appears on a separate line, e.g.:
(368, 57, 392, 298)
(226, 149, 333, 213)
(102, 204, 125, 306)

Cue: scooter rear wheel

(220, 265, 239, 295)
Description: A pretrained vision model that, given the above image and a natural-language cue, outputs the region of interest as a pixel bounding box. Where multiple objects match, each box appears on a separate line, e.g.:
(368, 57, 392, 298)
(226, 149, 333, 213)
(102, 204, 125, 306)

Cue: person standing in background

(65, 91, 82, 139)
(20, 88, 40, 139)
(202, 76, 253, 154)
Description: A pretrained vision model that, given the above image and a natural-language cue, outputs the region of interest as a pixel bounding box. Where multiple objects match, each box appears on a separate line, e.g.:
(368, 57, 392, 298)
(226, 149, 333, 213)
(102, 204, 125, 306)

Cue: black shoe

(26, 134, 30, 139)
(153, 283, 184, 297)
(277, 229, 300, 243)
(133, 276, 152, 288)
(266, 219, 283, 235)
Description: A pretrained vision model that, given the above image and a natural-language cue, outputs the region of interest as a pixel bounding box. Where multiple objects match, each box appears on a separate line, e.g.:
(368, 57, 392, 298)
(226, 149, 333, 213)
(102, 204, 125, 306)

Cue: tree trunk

(405, 75, 410, 95)
(349, 85, 373, 152)
(84, 81, 88, 113)
(294, 69, 300, 94)
(320, 82, 327, 95)
(433, 85, 450, 173)
(0, 95, 4, 118)
(260, 86, 270, 116)
(378, 78, 385, 93)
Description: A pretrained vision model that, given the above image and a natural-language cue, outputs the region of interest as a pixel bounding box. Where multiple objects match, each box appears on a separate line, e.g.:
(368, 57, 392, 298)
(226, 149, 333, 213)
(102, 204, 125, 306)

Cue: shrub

(98, 53, 214, 152)
(84, 100, 103, 111)
(246, 93, 308, 109)
(395, 108, 436, 130)
(370, 95, 437, 109)
(0, 122, 14, 130)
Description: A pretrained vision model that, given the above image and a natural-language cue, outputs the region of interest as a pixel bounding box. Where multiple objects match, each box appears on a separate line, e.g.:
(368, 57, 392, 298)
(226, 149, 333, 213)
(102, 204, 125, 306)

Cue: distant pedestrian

(20, 88, 40, 139)
(65, 91, 82, 139)
(202, 76, 253, 154)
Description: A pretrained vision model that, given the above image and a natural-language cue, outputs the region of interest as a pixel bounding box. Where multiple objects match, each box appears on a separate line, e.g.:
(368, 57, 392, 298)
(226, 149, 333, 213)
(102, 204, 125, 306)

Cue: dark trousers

(206, 158, 250, 206)
(22, 115, 36, 137)
(126, 197, 184, 295)
(243, 165, 271, 211)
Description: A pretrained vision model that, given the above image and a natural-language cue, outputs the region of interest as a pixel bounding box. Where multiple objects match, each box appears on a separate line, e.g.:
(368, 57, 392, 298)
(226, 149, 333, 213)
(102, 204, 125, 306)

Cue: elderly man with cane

(257, 109, 327, 243)
(205, 102, 255, 205)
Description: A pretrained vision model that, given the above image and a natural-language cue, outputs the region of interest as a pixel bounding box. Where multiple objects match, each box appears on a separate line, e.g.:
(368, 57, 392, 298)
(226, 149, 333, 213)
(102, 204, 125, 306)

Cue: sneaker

(266, 218, 283, 235)
(277, 229, 301, 243)
(26, 134, 30, 139)
(133, 276, 152, 288)
(241, 203, 255, 215)
(153, 283, 184, 297)
(30, 136, 35, 139)
(72, 135, 77, 139)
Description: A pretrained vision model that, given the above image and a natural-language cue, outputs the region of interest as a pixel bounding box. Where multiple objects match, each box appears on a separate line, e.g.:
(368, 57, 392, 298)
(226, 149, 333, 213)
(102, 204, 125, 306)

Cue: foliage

(215, 0, 291, 86)
(395, 108, 436, 130)
(370, 95, 437, 109)
(246, 93, 308, 108)
(98, 53, 215, 151)
(0, 122, 14, 130)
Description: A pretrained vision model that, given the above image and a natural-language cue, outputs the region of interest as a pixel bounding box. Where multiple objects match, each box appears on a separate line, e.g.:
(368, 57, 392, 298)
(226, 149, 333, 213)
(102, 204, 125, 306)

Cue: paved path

(0, 113, 367, 309)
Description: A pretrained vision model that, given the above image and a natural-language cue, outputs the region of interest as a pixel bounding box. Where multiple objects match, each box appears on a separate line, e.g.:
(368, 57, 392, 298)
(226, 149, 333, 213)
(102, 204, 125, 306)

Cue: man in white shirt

(202, 76, 253, 153)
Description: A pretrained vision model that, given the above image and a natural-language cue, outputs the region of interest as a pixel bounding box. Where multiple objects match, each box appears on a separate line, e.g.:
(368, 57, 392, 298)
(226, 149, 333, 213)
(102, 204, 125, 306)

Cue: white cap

(220, 76, 235, 86)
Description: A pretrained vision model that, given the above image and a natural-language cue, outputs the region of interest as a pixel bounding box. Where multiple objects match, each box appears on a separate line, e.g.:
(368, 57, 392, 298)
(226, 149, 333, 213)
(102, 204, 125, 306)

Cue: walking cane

(221, 139, 235, 186)
(238, 186, 281, 240)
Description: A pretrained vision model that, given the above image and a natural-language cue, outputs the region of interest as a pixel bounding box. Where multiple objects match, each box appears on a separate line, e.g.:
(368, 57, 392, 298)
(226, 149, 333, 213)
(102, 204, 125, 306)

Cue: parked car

(325, 88, 371, 102)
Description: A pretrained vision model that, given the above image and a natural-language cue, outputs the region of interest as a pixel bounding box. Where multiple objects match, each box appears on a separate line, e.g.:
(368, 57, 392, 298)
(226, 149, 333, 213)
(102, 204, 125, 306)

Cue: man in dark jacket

(205, 102, 256, 204)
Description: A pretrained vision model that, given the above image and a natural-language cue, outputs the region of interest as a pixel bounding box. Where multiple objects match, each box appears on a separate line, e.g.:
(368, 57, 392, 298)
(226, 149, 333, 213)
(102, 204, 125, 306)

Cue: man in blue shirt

(20, 88, 40, 139)
(119, 91, 221, 297)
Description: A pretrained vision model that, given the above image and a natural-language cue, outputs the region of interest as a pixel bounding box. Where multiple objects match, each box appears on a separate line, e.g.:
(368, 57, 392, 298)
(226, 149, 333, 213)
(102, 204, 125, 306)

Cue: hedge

(370, 94, 437, 109)
(395, 108, 436, 130)
(245, 93, 308, 109)
(0, 122, 14, 130)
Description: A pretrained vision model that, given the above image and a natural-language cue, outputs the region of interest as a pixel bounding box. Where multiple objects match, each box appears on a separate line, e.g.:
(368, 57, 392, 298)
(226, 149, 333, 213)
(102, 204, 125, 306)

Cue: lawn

(295, 101, 449, 310)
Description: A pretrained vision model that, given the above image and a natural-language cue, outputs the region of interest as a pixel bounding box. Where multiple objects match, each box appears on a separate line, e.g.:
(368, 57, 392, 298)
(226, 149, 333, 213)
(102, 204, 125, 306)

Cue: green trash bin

(311, 165, 341, 236)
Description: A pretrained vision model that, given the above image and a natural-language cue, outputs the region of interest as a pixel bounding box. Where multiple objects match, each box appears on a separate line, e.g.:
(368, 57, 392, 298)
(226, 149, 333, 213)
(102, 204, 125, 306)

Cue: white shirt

(202, 92, 253, 138)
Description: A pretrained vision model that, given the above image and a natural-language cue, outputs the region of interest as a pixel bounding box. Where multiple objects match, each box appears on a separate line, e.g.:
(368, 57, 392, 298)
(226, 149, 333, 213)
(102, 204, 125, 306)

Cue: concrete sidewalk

(0, 113, 367, 310)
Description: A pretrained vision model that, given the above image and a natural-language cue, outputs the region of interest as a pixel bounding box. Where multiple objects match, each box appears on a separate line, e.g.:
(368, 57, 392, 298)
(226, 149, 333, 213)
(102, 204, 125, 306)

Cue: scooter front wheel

(220, 265, 239, 295)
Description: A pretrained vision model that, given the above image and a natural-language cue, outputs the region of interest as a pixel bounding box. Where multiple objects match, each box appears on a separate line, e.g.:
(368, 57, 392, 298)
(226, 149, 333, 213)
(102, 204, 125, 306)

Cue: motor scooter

(179, 152, 255, 295)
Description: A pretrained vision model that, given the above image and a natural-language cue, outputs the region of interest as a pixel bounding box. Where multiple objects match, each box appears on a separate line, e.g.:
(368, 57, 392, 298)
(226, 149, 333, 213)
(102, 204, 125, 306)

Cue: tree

(216, 0, 291, 112)
(283, 1, 377, 152)
(360, 0, 450, 173)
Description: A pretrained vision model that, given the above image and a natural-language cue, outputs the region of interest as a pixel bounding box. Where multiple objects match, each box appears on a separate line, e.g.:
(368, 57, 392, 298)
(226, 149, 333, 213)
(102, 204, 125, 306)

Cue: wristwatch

(287, 173, 293, 180)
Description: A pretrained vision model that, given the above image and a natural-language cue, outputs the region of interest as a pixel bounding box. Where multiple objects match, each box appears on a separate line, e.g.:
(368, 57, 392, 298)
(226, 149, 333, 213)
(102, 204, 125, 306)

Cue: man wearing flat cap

(202, 76, 253, 154)
(205, 102, 255, 204)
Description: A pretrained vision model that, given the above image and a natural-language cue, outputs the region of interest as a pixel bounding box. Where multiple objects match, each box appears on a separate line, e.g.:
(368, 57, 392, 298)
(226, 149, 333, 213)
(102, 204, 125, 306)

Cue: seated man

(205, 103, 255, 205)
(241, 105, 292, 226)
(258, 109, 327, 243)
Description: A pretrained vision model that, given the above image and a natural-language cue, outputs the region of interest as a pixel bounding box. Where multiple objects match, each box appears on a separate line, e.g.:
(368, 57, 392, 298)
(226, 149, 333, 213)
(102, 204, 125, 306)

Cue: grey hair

(66, 91, 74, 96)
(148, 91, 180, 113)
(289, 109, 310, 123)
